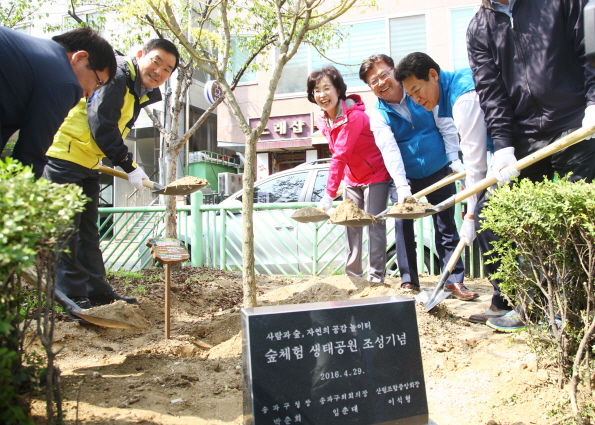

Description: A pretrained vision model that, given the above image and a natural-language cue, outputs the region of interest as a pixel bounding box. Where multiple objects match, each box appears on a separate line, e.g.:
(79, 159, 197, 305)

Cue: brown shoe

(468, 305, 512, 324)
(400, 282, 420, 291)
(445, 282, 479, 301)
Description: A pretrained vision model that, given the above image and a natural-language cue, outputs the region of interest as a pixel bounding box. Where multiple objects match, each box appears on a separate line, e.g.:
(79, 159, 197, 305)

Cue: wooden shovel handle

(98, 165, 159, 190)
(414, 171, 466, 200)
(450, 125, 595, 206)
(445, 237, 467, 274)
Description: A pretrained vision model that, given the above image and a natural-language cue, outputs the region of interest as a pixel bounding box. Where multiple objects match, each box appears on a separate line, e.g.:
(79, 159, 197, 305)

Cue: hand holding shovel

(381, 125, 595, 219)
(99, 165, 208, 195)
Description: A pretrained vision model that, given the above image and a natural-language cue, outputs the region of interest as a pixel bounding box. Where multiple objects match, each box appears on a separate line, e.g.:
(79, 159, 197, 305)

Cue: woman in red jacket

(307, 66, 391, 283)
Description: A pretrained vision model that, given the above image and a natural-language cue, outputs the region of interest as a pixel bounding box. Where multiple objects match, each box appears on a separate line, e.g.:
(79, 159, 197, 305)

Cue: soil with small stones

(25, 267, 586, 425)
(168, 176, 209, 187)
(291, 207, 329, 223)
(330, 198, 377, 225)
(388, 196, 434, 214)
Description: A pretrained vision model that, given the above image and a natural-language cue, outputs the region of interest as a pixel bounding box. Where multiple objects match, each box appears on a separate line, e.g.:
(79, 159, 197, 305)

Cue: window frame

(273, 12, 430, 99)
(448, 5, 479, 71)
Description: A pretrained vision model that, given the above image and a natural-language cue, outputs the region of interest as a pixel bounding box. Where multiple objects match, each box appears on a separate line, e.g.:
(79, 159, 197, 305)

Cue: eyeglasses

(92, 68, 104, 92)
(369, 69, 393, 88)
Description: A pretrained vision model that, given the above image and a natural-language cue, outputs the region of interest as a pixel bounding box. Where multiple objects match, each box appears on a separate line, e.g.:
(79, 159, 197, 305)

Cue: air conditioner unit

(218, 172, 243, 196)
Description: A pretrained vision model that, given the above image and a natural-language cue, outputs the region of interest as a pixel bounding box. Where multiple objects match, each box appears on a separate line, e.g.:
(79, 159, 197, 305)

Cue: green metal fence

(98, 191, 484, 278)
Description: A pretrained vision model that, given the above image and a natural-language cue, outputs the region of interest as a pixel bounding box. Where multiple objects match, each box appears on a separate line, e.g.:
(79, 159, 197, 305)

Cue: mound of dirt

(83, 300, 149, 330)
(388, 196, 434, 214)
(329, 198, 377, 226)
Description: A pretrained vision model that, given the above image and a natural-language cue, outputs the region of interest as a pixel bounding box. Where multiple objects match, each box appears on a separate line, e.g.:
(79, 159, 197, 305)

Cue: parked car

(184, 159, 439, 276)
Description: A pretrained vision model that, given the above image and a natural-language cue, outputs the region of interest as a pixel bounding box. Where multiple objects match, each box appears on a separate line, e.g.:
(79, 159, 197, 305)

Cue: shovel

(414, 237, 467, 311)
(98, 165, 208, 195)
(20, 268, 145, 330)
(381, 125, 595, 219)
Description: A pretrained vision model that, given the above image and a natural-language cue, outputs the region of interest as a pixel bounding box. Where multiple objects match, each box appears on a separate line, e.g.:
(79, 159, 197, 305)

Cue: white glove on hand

(491, 147, 520, 184)
(127, 167, 149, 191)
(396, 185, 412, 203)
(317, 193, 335, 213)
(449, 159, 466, 173)
(460, 216, 476, 244)
(582, 105, 595, 140)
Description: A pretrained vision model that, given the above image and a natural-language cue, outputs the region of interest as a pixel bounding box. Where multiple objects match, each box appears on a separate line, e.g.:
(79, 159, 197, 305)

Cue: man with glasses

(0, 26, 116, 178)
(359, 54, 478, 301)
(43, 39, 180, 318)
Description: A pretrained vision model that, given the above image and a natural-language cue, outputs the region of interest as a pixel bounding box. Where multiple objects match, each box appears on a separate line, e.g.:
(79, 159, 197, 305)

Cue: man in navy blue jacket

(467, 0, 595, 331)
(0, 26, 116, 178)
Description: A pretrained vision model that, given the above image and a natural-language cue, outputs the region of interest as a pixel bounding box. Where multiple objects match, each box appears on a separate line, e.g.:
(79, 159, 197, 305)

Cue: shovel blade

(419, 288, 452, 312)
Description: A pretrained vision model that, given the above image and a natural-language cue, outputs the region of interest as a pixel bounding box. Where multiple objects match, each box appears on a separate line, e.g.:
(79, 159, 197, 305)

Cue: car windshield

(238, 171, 308, 203)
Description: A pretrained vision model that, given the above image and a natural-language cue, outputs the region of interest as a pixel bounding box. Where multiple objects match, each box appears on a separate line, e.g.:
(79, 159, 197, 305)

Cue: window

(311, 20, 386, 89)
(450, 8, 475, 70)
(227, 36, 257, 84)
(276, 15, 427, 95)
(277, 44, 309, 95)
(239, 171, 308, 203)
(389, 15, 427, 66)
(311, 170, 344, 202)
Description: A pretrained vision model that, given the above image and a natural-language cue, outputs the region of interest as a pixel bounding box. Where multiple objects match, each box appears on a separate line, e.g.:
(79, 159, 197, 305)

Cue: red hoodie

(318, 94, 391, 197)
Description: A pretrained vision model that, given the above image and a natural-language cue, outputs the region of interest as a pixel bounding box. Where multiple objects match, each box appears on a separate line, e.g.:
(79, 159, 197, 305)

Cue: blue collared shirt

(491, 0, 515, 17)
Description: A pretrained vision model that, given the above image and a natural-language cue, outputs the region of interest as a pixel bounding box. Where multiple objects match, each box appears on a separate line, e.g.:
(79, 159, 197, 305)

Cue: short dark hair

(143, 39, 180, 73)
(359, 54, 395, 84)
(52, 27, 117, 83)
(306, 66, 348, 104)
(395, 52, 441, 82)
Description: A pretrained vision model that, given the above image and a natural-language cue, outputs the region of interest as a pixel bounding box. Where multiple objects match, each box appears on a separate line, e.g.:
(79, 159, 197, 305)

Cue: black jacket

(467, 0, 595, 150)
(88, 56, 162, 172)
(0, 26, 82, 177)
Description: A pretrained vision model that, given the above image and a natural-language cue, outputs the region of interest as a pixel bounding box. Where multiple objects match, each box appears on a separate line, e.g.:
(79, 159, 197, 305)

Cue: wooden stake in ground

(148, 239, 189, 339)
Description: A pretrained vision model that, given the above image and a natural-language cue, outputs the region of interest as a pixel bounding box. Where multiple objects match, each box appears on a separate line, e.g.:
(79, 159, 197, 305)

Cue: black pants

(475, 127, 595, 309)
(390, 165, 465, 286)
(43, 158, 112, 299)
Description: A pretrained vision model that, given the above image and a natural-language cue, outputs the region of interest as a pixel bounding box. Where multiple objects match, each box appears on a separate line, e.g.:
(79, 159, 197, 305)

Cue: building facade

(217, 0, 479, 180)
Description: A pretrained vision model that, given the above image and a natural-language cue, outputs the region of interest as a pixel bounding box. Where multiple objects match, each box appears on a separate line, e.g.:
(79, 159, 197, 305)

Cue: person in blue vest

(0, 26, 116, 178)
(395, 52, 496, 314)
(359, 54, 477, 301)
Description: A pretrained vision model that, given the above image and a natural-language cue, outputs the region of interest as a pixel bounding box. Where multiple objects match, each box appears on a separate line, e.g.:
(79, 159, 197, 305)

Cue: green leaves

(0, 158, 87, 275)
(481, 175, 595, 395)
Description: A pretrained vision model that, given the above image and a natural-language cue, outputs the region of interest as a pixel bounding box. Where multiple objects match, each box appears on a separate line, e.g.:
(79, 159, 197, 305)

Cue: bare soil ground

(25, 267, 588, 425)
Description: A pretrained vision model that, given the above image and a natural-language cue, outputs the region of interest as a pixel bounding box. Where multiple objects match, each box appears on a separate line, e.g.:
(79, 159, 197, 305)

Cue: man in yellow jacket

(43, 39, 179, 317)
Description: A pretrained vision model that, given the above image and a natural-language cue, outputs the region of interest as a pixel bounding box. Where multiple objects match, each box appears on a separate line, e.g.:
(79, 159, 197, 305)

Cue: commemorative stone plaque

(241, 296, 429, 425)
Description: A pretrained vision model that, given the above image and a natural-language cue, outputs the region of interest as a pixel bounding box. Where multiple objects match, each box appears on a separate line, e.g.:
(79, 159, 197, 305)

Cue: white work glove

(449, 159, 466, 173)
(491, 147, 520, 185)
(127, 167, 149, 191)
(460, 216, 476, 244)
(396, 185, 412, 203)
(317, 193, 335, 213)
(582, 105, 595, 140)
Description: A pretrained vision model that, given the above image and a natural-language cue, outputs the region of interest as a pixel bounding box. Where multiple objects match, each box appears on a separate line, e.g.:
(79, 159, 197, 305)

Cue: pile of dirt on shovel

(292, 206, 328, 218)
(291, 206, 329, 222)
(329, 198, 377, 224)
(167, 176, 209, 188)
(388, 196, 434, 214)
(82, 300, 149, 329)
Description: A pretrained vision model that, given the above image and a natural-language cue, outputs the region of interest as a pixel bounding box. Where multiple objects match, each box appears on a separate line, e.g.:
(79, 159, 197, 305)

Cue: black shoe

(66, 297, 92, 323)
(89, 290, 138, 307)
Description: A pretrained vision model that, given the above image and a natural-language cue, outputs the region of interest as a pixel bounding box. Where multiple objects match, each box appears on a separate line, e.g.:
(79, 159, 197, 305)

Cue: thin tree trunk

(165, 146, 178, 238)
(242, 136, 257, 308)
